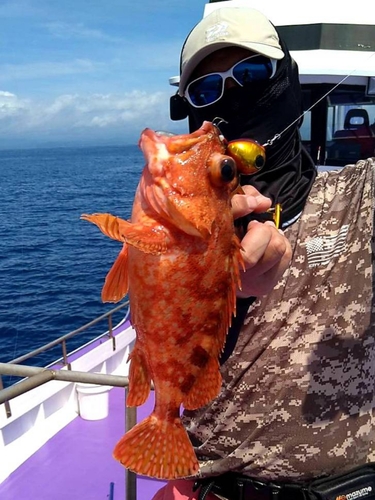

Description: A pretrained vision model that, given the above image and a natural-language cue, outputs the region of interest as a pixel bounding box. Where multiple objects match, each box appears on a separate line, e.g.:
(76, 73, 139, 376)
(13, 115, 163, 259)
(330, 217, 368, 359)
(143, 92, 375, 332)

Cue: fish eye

(208, 153, 238, 188)
(220, 157, 237, 182)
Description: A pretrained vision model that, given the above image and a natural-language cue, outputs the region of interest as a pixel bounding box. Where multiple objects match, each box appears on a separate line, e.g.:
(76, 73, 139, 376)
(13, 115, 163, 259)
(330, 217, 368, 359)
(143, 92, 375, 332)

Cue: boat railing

(0, 365, 139, 500)
(6, 300, 130, 368)
(0, 299, 142, 500)
(0, 363, 131, 405)
(0, 299, 131, 412)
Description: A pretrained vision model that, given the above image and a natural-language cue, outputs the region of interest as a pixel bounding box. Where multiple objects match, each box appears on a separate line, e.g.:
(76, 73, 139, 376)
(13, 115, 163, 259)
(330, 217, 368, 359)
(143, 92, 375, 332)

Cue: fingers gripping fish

(81, 121, 245, 479)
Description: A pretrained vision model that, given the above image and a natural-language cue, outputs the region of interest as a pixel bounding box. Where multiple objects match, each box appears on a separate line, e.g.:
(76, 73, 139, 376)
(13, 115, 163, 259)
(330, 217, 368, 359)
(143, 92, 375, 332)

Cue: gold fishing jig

(226, 139, 266, 175)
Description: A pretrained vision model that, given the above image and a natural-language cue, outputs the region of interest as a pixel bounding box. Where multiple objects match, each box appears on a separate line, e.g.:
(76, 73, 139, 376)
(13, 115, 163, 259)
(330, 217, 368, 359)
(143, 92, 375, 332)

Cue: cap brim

(179, 42, 285, 95)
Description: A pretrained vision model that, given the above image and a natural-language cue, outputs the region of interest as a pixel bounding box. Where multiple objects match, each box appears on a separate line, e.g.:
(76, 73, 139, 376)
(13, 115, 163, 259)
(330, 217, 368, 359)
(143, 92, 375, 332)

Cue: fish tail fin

(126, 344, 151, 406)
(113, 414, 199, 479)
(102, 244, 129, 302)
(183, 356, 222, 410)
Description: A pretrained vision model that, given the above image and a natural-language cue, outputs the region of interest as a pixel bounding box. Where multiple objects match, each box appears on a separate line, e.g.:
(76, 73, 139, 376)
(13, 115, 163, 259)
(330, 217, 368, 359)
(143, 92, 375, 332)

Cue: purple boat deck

(0, 387, 165, 500)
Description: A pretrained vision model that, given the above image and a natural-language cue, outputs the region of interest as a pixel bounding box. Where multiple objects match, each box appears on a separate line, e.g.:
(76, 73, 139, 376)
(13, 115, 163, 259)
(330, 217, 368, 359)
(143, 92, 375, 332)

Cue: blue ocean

(0, 145, 143, 373)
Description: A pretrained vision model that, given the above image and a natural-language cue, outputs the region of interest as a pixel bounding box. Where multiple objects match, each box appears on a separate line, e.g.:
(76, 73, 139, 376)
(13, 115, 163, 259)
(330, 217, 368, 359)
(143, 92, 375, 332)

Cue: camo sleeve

(183, 158, 375, 481)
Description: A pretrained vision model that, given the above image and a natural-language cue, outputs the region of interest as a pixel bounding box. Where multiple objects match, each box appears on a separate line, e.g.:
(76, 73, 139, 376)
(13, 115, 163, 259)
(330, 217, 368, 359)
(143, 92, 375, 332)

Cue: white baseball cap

(179, 7, 285, 95)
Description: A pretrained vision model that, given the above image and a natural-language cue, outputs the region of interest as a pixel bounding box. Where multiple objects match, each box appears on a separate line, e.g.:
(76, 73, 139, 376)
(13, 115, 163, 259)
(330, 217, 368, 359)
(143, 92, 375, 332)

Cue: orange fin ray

(82, 212, 170, 254)
(81, 213, 127, 242)
(119, 222, 171, 254)
(126, 343, 151, 407)
(183, 356, 222, 410)
(102, 245, 129, 302)
(113, 414, 199, 479)
(211, 236, 244, 355)
(229, 234, 245, 319)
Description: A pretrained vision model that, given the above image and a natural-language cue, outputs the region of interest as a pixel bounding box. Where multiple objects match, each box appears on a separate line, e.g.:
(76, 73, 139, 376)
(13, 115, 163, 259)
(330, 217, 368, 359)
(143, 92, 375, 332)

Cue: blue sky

(0, 0, 206, 149)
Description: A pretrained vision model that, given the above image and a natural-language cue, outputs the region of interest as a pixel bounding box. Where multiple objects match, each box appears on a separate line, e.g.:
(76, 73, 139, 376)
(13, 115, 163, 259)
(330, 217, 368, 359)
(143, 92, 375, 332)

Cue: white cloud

(0, 90, 30, 115)
(40, 91, 168, 126)
(0, 89, 186, 147)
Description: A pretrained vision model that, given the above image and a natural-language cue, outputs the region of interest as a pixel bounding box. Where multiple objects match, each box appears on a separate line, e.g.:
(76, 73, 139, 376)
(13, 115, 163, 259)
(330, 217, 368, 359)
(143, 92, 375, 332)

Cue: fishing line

(263, 51, 375, 148)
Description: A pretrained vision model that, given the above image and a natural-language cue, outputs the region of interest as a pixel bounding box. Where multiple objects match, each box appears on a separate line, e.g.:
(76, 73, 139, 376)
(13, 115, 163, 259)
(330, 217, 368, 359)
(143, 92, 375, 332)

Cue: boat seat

(334, 109, 371, 138)
(329, 109, 375, 161)
(344, 108, 370, 129)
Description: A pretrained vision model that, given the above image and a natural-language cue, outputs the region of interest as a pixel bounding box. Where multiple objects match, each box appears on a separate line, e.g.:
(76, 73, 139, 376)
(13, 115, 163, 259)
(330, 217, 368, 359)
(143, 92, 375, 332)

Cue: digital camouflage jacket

(183, 158, 375, 481)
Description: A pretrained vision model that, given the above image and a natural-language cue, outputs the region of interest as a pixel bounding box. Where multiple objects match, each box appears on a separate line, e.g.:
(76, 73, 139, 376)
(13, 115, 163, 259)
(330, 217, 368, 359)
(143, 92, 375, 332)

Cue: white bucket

(76, 382, 111, 421)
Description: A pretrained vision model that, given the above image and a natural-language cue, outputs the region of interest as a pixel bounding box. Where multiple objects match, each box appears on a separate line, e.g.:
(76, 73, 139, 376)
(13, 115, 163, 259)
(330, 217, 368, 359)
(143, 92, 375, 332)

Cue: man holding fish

(83, 4, 375, 500)
(148, 5, 375, 500)
(83, 5, 293, 486)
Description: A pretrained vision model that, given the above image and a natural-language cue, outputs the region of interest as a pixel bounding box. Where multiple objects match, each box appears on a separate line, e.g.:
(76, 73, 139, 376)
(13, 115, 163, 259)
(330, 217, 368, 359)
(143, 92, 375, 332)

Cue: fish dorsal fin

(212, 234, 244, 357)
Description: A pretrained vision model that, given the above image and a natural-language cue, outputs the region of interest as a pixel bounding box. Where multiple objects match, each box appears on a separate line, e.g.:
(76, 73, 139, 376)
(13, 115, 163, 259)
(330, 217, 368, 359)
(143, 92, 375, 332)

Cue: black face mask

(186, 35, 317, 228)
(189, 85, 266, 140)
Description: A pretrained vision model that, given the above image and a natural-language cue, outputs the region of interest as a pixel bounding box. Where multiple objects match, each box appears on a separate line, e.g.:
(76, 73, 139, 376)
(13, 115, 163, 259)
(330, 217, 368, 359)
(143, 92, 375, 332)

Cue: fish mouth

(155, 122, 220, 139)
(154, 130, 177, 137)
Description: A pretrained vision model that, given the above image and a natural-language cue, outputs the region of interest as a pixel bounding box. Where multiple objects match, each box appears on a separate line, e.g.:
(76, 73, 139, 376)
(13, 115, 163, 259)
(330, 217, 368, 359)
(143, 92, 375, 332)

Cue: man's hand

(231, 186, 292, 297)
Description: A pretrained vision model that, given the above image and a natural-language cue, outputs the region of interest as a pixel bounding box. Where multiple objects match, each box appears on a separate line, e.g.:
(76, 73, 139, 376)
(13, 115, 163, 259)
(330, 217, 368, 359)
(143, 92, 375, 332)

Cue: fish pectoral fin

(82, 213, 170, 254)
(119, 222, 171, 254)
(81, 213, 127, 242)
(183, 356, 222, 410)
(113, 413, 199, 479)
(126, 343, 151, 407)
(102, 244, 129, 302)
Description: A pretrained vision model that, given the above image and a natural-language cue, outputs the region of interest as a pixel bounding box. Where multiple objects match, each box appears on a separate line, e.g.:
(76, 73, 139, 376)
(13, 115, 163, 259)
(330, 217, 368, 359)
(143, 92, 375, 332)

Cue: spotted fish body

(81, 122, 244, 479)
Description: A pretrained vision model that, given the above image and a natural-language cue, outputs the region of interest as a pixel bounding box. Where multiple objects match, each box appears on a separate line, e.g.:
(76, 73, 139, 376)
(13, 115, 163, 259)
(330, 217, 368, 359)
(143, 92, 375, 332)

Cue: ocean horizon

(0, 140, 138, 153)
(0, 144, 143, 374)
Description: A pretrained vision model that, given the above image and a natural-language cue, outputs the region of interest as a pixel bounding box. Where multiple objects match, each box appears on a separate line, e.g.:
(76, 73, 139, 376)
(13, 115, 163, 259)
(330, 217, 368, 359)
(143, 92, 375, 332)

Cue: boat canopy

(170, 0, 375, 167)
